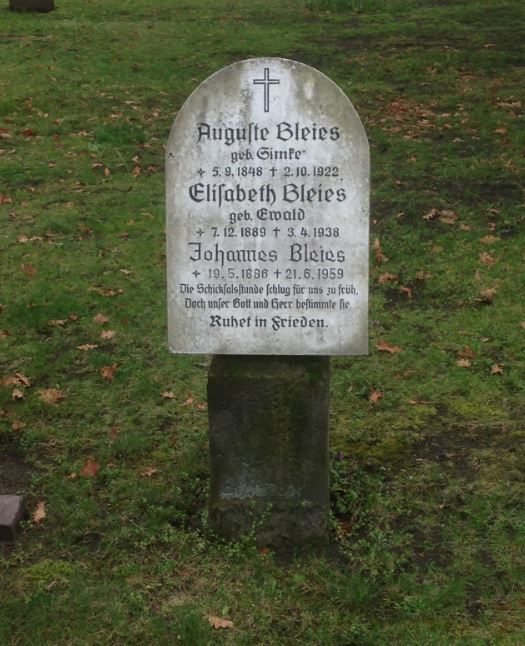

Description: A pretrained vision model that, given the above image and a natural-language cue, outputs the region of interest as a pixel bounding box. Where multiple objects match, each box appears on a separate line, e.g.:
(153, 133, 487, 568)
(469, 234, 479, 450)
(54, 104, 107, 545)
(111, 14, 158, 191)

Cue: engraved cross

(253, 68, 280, 113)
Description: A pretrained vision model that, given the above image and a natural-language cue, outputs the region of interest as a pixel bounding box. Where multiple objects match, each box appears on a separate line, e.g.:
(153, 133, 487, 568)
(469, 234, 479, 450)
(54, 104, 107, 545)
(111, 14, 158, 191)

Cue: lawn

(1, 0, 524, 643)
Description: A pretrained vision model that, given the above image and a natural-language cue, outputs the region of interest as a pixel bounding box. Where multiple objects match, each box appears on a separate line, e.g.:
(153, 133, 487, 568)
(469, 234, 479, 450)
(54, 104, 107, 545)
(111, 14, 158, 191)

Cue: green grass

(1, 0, 525, 643)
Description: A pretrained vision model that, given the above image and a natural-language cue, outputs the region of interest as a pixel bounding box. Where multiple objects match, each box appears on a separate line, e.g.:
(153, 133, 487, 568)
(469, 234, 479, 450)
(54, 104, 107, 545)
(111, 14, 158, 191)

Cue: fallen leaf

(11, 420, 26, 431)
(373, 238, 388, 264)
(81, 458, 100, 478)
(400, 286, 412, 299)
(458, 347, 475, 359)
(49, 319, 67, 327)
(378, 272, 397, 284)
(479, 252, 495, 267)
(494, 127, 507, 135)
(0, 128, 11, 139)
(100, 364, 118, 382)
(491, 364, 504, 374)
(93, 313, 109, 325)
(182, 396, 194, 406)
(12, 388, 24, 401)
(161, 391, 175, 399)
(376, 341, 403, 354)
(196, 403, 207, 411)
(521, 321, 525, 330)
(21, 263, 37, 277)
(456, 358, 471, 368)
(479, 235, 500, 244)
(22, 128, 36, 138)
(33, 501, 46, 524)
(206, 616, 234, 630)
(415, 271, 433, 280)
(103, 166, 111, 177)
(109, 426, 120, 441)
(77, 343, 98, 351)
(439, 209, 459, 225)
(132, 165, 142, 177)
(90, 287, 123, 297)
(119, 269, 132, 276)
(100, 330, 116, 340)
(38, 388, 65, 405)
(0, 330, 11, 339)
(140, 466, 157, 477)
(476, 287, 497, 303)
(15, 373, 31, 387)
(0, 193, 12, 205)
(369, 390, 384, 403)
(423, 208, 440, 221)
(17, 233, 29, 244)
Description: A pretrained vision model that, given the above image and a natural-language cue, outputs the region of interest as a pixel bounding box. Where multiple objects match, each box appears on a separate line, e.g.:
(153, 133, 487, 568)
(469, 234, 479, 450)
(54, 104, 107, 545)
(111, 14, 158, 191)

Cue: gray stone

(9, 0, 54, 11)
(166, 57, 369, 356)
(0, 495, 24, 542)
(207, 356, 330, 547)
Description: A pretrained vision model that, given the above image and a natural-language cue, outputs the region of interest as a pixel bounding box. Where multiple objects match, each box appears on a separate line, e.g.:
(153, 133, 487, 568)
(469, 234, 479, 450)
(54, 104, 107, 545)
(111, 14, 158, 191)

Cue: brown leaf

(100, 364, 118, 382)
(494, 127, 507, 135)
(1, 330, 11, 340)
(49, 319, 67, 327)
(415, 271, 432, 281)
(196, 403, 207, 411)
(139, 466, 158, 477)
(456, 358, 471, 368)
(521, 321, 525, 330)
(132, 165, 142, 177)
(161, 391, 175, 399)
(0, 128, 11, 139)
(21, 263, 37, 277)
(423, 208, 440, 221)
(109, 426, 120, 441)
(15, 373, 31, 388)
(33, 501, 46, 524)
(103, 167, 111, 177)
(479, 235, 500, 244)
(17, 233, 29, 244)
(0, 193, 12, 205)
(439, 209, 459, 225)
(90, 287, 123, 297)
(100, 330, 116, 340)
(206, 616, 234, 630)
(369, 390, 384, 404)
(491, 364, 504, 375)
(81, 458, 100, 478)
(477, 287, 497, 304)
(400, 286, 412, 299)
(77, 343, 98, 351)
(12, 388, 25, 401)
(479, 252, 495, 267)
(458, 347, 475, 359)
(376, 341, 403, 354)
(93, 313, 109, 325)
(378, 272, 397, 284)
(38, 388, 65, 405)
(373, 238, 388, 264)
(11, 420, 26, 431)
(119, 268, 132, 276)
(22, 128, 37, 138)
(182, 395, 194, 406)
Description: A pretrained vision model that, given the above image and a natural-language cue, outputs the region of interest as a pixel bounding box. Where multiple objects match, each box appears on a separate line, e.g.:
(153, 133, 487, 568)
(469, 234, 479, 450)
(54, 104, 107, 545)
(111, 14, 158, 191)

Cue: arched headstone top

(166, 58, 369, 355)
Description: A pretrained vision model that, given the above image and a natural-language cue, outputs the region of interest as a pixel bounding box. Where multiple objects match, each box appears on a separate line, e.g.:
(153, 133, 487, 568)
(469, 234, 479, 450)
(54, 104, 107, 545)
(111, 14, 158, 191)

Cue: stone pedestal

(9, 0, 54, 12)
(207, 356, 330, 547)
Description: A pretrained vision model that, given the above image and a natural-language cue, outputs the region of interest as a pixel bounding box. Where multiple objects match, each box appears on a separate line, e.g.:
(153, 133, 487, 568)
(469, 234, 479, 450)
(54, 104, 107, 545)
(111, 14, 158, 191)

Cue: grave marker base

(207, 355, 330, 547)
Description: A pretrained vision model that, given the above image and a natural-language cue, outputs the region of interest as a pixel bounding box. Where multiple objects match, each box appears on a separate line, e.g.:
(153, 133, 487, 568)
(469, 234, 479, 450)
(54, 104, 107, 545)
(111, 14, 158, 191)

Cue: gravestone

(9, 0, 54, 11)
(0, 496, 24, 542)
(166, 58, 369, 546)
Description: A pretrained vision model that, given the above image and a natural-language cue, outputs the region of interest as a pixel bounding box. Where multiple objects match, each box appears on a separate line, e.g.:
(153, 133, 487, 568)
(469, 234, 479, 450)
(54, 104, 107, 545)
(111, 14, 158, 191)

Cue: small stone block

(0, 495, 24, 542)
(9, 0, 55, 12)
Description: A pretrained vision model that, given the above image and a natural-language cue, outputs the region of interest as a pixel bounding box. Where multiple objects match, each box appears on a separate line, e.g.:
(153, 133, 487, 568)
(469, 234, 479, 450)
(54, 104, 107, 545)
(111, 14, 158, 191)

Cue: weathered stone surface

(0, 495, 24, 542)
(207, 356, 330, 547)
(9, 0, 54, 11)
(166, 57, 369, 356)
